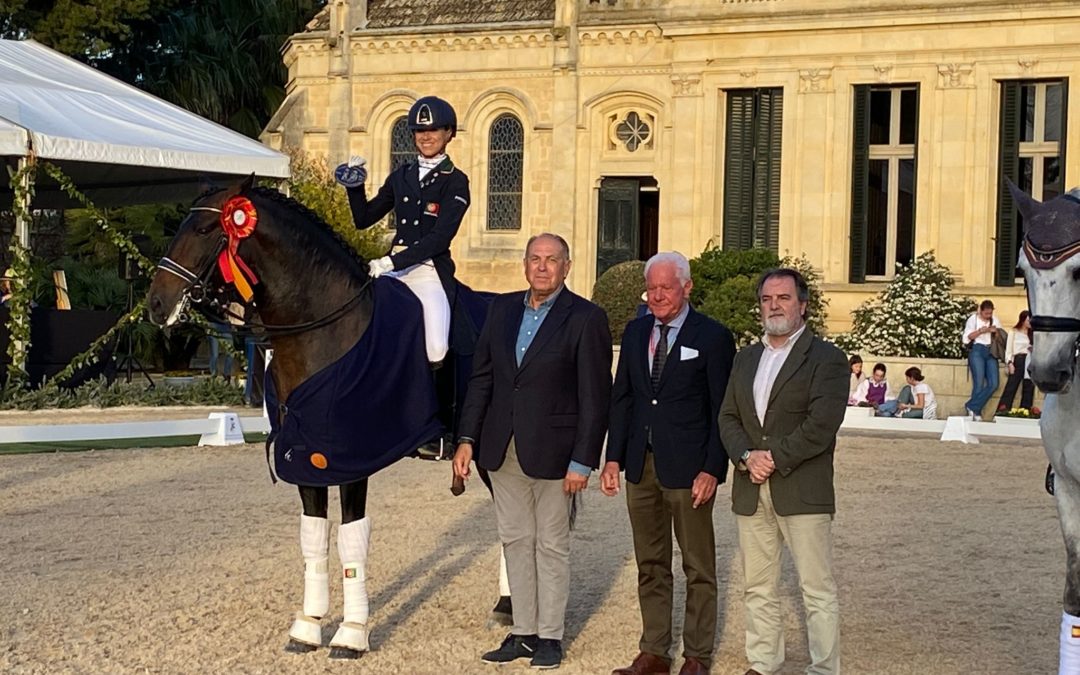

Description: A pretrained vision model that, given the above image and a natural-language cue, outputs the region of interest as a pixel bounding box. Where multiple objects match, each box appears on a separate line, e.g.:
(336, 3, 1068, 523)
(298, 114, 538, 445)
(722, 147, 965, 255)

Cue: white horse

(1013, 183, 1080, 673)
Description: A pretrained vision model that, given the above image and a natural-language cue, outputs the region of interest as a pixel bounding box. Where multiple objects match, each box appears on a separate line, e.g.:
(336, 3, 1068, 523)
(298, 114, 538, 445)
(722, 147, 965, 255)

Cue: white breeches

(386, 261, 450, 363)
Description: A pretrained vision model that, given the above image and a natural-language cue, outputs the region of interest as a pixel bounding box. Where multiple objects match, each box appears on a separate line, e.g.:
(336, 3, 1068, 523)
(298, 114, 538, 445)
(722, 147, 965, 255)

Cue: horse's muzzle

(1033, 369, 1073, 394)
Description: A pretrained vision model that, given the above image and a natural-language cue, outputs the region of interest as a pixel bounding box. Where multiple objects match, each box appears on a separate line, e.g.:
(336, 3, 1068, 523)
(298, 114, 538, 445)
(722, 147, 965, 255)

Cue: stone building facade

(263, 0, 1080, 332)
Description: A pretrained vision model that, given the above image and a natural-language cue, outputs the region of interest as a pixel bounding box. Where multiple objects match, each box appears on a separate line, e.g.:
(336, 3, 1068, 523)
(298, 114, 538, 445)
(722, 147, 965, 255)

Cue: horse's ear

(239, 173, 256, 194)
(1006, 176, 1041, 225)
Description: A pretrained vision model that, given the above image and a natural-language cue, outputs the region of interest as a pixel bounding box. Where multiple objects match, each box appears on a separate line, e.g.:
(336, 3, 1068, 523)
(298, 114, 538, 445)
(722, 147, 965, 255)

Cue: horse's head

(147, 175, 255, 326)
(1014, 181, 1080, 393)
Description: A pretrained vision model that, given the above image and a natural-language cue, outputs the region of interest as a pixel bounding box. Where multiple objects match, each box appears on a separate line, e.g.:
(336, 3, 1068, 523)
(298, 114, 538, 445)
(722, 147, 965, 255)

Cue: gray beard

(763, 315, 801, 337)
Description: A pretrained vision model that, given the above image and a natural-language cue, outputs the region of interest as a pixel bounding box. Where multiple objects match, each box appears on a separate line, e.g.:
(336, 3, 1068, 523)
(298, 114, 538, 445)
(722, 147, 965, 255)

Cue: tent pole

(15, 155, 31, 248)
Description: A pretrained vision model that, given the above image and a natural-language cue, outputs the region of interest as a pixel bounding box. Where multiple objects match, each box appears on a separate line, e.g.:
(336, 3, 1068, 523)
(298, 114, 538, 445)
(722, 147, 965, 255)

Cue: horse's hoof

(328, 646, 365, 660)
(284, 639, 318, 654)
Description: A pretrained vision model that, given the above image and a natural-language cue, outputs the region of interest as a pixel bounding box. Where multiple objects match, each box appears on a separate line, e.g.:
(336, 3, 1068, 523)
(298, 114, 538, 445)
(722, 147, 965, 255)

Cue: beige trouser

(736, 480, 839, 675)
(489, 440, 572, 640)
(385, 258, 449, 363)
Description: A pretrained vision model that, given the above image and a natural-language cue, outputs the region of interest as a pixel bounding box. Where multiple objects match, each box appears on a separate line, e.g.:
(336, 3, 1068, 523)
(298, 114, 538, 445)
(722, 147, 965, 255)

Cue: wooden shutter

(995, 81, 1021, 286)
(596, 178, 640, 279)
(723, 90, 755, 250)
(753, 88, 783, 251)
(849, 85, 871, 283)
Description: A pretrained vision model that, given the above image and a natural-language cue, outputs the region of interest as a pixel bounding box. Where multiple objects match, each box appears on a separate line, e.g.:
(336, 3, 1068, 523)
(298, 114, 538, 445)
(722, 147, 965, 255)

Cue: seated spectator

(892, 367, 937, 420)
(848, 354, 866, 404)
(851, 362, 894, 414)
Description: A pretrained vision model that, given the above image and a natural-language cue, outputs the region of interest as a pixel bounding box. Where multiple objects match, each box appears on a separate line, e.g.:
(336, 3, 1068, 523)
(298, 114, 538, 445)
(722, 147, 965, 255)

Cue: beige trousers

(489, 440, 572, 640)
(736, 480, 840, 675)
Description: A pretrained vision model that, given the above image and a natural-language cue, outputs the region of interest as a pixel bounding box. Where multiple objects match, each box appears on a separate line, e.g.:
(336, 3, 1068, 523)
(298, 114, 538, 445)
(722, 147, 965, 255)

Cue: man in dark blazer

(602, 252, 735, 675)
(718, 268, 848, 675)
(452, 233, 612, 670)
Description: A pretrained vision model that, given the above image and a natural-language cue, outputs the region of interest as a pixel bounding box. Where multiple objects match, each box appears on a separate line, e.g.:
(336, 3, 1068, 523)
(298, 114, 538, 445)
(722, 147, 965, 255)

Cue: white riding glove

(368, 256, 394, 278)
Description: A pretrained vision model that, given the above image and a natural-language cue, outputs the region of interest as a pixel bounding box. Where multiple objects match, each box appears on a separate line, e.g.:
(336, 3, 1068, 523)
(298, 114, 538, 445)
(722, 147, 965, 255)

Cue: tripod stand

(115, 279, 154, 388)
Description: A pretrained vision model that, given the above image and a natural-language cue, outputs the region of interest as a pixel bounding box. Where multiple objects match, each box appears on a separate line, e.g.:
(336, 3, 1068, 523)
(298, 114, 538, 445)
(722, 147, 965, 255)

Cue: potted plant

(994, 407, 1042, 424)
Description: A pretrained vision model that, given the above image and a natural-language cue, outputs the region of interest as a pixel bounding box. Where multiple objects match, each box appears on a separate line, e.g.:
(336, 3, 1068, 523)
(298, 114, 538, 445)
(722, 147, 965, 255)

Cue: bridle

(1023, 236, 1080, 369)
(156, 203, 371, 337)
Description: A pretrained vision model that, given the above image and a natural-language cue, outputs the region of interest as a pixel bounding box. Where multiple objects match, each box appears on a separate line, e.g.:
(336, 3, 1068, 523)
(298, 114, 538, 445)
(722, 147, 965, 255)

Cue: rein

(157, 204, 372, 337)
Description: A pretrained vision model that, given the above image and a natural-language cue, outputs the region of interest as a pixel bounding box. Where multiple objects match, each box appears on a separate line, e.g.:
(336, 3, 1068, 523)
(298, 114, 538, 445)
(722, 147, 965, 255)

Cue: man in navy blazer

(602, 251, 736, 675)
(453, 233, 612, 669)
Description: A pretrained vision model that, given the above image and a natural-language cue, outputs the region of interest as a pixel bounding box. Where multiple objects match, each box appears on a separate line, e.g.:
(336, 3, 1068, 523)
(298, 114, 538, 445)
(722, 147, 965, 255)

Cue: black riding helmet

(409, 96, 457, 137)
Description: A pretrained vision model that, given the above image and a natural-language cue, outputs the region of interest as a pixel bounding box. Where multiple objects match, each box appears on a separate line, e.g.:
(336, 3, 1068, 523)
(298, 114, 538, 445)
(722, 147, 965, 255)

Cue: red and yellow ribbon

(217, 197, 260, 301)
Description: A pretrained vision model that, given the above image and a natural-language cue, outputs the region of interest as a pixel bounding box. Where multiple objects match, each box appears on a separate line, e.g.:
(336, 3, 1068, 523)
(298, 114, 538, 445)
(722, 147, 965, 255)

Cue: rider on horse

(334, 95, 470, 365)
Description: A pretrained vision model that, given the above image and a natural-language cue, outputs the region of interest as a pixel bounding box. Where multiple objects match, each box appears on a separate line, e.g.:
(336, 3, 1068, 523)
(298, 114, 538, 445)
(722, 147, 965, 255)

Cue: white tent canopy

(0, 39, 290, 208)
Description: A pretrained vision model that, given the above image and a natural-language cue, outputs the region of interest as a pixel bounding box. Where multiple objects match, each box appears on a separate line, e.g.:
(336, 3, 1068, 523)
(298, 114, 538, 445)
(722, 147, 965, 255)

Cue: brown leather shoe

(612, 651, 671, 675)
(744, 670, 765, 675)
(678, 656, 709, 675)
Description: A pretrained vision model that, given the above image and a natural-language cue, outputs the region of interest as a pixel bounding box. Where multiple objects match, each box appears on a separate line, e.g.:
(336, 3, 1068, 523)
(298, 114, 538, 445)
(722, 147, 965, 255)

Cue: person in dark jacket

(335, 95, 469, 364)
(602, 251, 735, 675)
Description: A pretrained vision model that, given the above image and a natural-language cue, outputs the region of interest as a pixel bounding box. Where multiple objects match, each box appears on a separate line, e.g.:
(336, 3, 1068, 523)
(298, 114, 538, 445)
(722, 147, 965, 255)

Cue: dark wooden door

(596, 177, 640, 278)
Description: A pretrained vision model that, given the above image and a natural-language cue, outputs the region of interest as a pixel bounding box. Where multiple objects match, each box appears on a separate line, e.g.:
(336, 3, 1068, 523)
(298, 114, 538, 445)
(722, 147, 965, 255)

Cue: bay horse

(146, 176, 504, 659)
(1012, 183, 1080, 673)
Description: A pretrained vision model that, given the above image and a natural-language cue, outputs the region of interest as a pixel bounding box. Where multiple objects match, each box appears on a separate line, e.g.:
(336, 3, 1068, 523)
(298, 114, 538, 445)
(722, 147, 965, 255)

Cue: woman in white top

(896, 367, 937, 420)
(848, 354, 866, 404)
(961, 299, 1002, 420)
(996, 310, 1034, 412)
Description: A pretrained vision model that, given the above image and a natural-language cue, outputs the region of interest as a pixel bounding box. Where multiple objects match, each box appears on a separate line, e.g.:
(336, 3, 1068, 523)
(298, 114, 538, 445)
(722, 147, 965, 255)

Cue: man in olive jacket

(718, 268, 848, 675)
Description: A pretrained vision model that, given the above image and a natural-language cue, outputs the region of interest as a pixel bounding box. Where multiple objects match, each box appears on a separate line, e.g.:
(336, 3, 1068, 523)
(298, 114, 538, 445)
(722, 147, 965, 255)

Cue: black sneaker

(482, 633, 537, 664)
(530, 638, 562, 669)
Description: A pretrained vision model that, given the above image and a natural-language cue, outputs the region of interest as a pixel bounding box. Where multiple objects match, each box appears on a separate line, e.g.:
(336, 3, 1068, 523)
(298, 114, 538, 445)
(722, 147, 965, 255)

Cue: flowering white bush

(835, 251, 975, 358)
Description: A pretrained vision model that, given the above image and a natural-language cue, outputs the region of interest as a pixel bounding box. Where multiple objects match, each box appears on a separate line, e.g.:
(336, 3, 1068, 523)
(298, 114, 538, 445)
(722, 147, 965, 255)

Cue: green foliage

(591, 260, 646, 343)
(834, 251, 975, 358)
(0, 376, 244, 410)
(282, 148, 390, 260)
(690, 245, 829, 346)
(2, 0, 324, 138)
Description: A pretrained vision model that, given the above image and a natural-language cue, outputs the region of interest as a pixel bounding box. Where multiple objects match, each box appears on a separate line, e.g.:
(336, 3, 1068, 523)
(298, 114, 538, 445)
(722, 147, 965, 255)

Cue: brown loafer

(612, 651, 671, 675)
(678, 656, 709, 675)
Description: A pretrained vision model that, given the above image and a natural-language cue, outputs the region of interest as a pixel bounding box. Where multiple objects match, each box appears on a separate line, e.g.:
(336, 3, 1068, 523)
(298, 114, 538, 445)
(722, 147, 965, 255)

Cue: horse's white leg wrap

(330, 517, 371, 652)
(498, 547, 511, 597)
(300, 514, 330, 618)
(1061, 612, 1080, 673)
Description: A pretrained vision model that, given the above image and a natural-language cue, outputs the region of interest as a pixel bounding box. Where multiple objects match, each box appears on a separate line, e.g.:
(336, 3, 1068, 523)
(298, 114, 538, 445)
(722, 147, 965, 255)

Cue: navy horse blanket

(266, 277, 441, 486)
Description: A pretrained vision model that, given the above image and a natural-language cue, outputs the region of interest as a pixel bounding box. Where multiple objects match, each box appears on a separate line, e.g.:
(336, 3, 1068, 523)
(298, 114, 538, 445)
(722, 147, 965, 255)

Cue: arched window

(487, 114, 523, 230)
(390, 116, 413, 170)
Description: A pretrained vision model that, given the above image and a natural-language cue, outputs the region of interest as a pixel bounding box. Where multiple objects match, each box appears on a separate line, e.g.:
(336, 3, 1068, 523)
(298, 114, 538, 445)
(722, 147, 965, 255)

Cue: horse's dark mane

(249, 187, 370, 274)
(194, 185, 370, 276)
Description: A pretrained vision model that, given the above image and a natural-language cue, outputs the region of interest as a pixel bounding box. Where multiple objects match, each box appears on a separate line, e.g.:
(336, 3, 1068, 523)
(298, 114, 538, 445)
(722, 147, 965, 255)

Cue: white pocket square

(680, 346, 699, 361)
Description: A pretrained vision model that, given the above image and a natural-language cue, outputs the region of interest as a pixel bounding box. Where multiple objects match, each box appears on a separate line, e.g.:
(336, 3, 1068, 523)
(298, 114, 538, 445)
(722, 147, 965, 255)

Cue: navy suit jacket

(607, 307, 736, 489)
(457, 288, 613, 480)
(346, 157, 470, 296)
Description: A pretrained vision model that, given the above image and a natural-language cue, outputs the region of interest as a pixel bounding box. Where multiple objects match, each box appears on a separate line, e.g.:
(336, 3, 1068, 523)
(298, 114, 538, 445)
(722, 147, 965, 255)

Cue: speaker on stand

(115, 235, 155, 388)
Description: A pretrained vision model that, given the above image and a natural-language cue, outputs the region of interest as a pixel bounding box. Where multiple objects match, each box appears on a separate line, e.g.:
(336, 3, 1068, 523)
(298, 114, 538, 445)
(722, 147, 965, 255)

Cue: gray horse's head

(1014, 181, 1080, 393)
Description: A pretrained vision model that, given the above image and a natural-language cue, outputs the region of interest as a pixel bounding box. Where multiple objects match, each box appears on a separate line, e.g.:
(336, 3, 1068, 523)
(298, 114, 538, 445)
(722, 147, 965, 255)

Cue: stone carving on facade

(579, 28, 660, 46)
(1018, 56, 1039, 74)
(936, 62, 974, 89)
(670, 73, 701, 97)
(874, 64, 893, 83)
(739, 68, 758, 81)
(798, 68, 833, 93)
(606, 110, 656, 153)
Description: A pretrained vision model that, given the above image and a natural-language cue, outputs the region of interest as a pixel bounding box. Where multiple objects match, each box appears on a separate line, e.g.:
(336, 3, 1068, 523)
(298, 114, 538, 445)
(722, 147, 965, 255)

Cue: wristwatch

(740, 450, 751, 463)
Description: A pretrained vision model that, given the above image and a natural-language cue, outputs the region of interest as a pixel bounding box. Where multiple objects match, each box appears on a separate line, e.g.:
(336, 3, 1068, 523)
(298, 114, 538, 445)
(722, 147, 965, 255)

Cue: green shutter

(995, 81, 1021, 286)
(724, 90, 755, 250)
(906, 86, 919, 264)
(753, 88, 783, 251)
(849, 85, 870, 283)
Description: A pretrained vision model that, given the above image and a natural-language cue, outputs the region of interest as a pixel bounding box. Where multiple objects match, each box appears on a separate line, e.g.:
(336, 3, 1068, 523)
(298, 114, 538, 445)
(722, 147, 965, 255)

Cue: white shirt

(646, 302, 690, 368)
(962, 312, 1002, 346)
(913, 382, 937, 420)
(753, 324, 807, 426)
